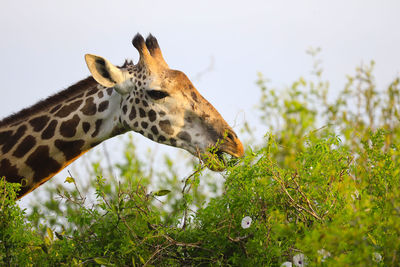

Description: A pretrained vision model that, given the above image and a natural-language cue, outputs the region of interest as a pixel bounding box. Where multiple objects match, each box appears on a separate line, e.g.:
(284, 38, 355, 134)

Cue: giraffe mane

(0, 76, 98, 128)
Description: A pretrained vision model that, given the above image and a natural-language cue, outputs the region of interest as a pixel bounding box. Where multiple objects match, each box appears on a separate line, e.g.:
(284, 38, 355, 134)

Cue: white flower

(281, 262, 292, 267)
(317, 249, 331, 262)
(241, 216, 252, 229)
(293, 253, 307, 267)
(372, 252, 382, 263)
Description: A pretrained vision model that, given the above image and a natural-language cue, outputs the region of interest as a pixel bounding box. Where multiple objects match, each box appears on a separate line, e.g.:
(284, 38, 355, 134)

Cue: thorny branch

(292, 173, 321, 220)
(273, 171, 322, 221)
(181, 161, 205, 230)
(142, 233, 211, 266)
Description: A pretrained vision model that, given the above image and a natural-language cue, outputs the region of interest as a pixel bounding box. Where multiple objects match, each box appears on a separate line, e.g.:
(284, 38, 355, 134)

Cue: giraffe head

(85, 33, 243, 170)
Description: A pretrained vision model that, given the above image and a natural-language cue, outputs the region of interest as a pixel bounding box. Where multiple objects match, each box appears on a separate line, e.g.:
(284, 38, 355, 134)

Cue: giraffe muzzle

(200, 130, 244, 171)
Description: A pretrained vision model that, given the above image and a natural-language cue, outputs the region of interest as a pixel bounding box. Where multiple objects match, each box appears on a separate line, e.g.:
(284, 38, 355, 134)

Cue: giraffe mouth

(215, 150, 227, 169)
(201, 149, 241, 172)
(198, 130, 244, 171)
(199, 150, 226, 171)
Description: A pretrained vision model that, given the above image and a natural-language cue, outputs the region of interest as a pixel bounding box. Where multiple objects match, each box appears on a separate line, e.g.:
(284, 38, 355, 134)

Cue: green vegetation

(1, 52, 400, 266)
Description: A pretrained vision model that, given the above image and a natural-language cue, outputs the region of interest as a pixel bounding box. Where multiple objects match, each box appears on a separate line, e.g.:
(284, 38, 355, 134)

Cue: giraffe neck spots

(26, 145, 61, 180)
(60, 115, 80, 137)
(0, 79, 122, 198)
(29, 115, 50, 132)
(1, 125, 27, 154)
(54, 139, 85, 161)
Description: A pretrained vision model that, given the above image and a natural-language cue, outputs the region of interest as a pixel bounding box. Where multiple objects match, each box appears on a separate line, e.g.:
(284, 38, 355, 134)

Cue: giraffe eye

(147, 90, 169, 100)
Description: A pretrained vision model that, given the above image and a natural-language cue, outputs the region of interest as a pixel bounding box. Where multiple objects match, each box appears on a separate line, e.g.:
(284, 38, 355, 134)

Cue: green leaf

(139, 255, 145, 264)
(47, 227, 53, 241)
(94, 258, 109, 265)
(64, 176, 75, 184)
(153, 189, 171, 197)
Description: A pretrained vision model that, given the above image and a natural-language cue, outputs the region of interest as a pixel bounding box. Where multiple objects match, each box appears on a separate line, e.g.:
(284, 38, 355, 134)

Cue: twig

(273, 171, 322, 221)
(67, 170, 85, 202)
(162, 234, 203, 249)
(227, 235, 250, 242)
(161, 233, 215, 265)
(292, 175, 321, 220)
(143, 240, 173, 267)
(181, 165, 205, 229)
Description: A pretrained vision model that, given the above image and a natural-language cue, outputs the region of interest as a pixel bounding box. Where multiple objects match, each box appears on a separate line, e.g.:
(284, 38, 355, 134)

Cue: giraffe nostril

(226, 132, 236, 141)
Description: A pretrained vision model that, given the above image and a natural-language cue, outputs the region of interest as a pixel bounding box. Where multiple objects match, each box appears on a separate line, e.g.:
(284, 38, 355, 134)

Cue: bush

(1, 52, 400, 266)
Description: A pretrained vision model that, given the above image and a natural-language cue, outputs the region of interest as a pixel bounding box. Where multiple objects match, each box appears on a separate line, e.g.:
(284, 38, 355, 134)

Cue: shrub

(1, 52, 400, 266)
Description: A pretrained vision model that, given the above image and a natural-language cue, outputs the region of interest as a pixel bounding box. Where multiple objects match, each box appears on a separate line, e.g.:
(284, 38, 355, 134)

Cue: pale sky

(1, 0, 399, 204)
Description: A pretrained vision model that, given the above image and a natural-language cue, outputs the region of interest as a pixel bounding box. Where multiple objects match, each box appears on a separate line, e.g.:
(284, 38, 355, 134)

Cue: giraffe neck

(0, 76, 126, 198)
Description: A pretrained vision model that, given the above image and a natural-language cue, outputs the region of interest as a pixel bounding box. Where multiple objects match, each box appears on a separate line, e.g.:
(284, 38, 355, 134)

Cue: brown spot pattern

(42, 120, 58, 139)
(13, 135, 36, 158)
(139, 108, 146, 118)
(60, 115, 80, 137)
(81, 97, 97, 116)
(1, 125, 27, 154)
(29, 115, 50, 132)
(55, 139, 85, 161)
(107, 88, 113, 96)
(158, 135, 166, 142)
(98, 101, 109, 112)
(169, 138, 177, 146)
(129, 107, 137, 120)
(0, 130, 12, 146)
(82, 122, 90, 133)
(91, 119, 103, 137)
(177, 131, 191, 143)
(0, 158, 23, 183)
(55, 100, 83, 118)
(141, 122, 148, 129)
(191, 92, 198, 102)
(159, 120, 174, 135)
(151, 126, 159, 135)
(148, 110, 157, 122)
(26, 146, 61, 183)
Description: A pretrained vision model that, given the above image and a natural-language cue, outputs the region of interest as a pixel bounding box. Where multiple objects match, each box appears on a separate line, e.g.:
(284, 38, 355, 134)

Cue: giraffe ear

(85, 54, 124, 88)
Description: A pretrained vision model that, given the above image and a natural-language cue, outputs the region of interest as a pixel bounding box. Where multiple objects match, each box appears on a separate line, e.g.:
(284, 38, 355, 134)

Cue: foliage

(0, 179, 44, 266)
(1, 51, 400, 266)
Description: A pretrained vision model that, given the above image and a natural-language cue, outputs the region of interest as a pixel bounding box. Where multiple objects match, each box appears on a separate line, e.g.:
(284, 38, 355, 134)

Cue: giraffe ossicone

(0, 33, 244, 199)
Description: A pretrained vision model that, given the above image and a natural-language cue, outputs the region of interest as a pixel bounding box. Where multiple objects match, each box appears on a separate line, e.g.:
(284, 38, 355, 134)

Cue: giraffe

(0, 33, 244, 199)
